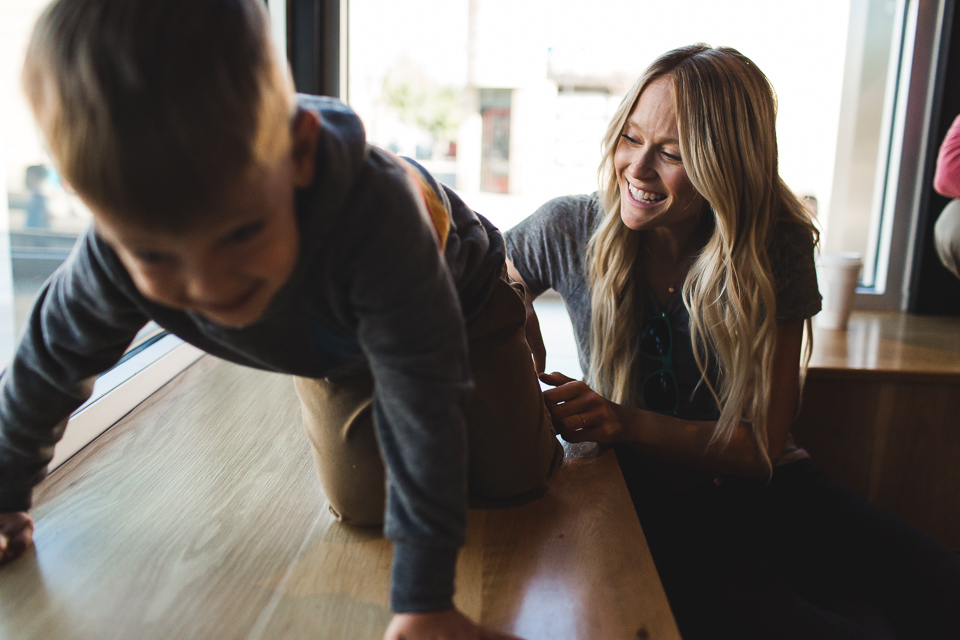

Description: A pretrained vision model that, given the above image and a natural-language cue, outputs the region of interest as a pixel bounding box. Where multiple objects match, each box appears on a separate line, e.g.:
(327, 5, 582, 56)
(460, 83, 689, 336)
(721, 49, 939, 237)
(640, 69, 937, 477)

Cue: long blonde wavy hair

(587, 44, 818, 470)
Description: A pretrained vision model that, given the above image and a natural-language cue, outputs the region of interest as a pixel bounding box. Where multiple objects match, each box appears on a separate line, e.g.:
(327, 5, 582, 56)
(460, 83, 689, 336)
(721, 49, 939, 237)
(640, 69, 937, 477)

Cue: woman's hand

(539, 372, 630, 445)
(0, 512, 34, 566)
(384, 609, 522, 640)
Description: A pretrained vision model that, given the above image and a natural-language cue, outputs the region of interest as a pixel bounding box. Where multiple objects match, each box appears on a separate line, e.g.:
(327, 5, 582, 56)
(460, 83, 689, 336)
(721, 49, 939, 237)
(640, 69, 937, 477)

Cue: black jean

(615, 448, 960, 640)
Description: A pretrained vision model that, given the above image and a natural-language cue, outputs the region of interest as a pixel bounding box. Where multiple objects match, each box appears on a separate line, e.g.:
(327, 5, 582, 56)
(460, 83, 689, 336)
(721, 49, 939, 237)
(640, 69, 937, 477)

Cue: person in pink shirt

(933, 114, 960, 279)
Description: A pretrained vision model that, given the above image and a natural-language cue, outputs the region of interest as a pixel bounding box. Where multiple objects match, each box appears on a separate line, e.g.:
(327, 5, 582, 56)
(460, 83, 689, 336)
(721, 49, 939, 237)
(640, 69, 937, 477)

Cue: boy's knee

(294, 375, 386, 527)
(325, 492, 384, 527)
(305, 440, 387, 527)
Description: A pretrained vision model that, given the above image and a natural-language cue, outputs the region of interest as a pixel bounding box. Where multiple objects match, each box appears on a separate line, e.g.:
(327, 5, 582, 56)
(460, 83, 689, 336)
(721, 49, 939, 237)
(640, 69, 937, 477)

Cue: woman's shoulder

(769, 215, 822, 321)
(527, 192, 605, 237)
(770, 216, 818, 265)
(532, 191, 601, 215)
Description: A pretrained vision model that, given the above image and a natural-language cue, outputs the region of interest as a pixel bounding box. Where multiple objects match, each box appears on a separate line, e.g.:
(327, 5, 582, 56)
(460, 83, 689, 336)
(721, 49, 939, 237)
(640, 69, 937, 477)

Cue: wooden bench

(0, 356, 680, 639)
(795, 311, 960, 550)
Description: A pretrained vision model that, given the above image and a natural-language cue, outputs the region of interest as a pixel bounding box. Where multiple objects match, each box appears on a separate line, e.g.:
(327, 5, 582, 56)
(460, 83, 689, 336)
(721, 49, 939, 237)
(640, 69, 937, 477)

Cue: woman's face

(614, 77, 704, 233)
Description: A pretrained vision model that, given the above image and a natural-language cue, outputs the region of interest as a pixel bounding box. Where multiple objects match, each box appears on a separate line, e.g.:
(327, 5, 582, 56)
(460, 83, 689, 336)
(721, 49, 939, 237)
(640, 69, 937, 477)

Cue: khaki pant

(935, 199, 960, 280)
(294, 276, 563, 525)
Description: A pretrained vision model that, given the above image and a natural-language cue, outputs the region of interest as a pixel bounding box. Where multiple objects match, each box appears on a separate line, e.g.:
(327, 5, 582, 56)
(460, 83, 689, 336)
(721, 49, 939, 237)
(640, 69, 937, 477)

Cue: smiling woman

(504, 43, 960, 639)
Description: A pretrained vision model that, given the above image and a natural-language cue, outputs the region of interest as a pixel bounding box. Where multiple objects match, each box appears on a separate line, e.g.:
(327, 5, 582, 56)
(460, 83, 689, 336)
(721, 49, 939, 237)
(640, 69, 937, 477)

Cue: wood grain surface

(797, 310, 960, 550)
(0, 357, 678, 640)
(808, 311, 960, 382)
(475, 441, 679, 640)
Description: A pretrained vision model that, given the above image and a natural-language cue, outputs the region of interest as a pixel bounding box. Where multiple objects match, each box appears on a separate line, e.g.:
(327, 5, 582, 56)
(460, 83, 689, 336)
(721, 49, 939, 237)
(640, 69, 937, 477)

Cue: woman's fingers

(538, 371, 575, 386)
(541, 378, 589, 406)
(560, 418, 618, 445)
(548, 400, 621, 444)
(560, 424, 597, 443)
(553, 405, 605, 436)
(547, 394, 596, 418)
(558, 412, 609, 442)
(536, 374, 620, 444)
(559, 410, 589, 432)
(542, 382, 602, 418)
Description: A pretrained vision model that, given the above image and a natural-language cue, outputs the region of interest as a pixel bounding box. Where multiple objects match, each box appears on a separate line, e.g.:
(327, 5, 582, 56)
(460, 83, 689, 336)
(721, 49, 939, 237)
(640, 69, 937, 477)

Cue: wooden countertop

(808, 311, 960, 383)
(0, 357, 678, 640)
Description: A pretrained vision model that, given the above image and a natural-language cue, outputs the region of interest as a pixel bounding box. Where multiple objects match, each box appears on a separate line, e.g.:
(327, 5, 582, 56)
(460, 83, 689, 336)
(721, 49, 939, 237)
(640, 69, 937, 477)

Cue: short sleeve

(504, 194, 602, 299)
(771, 221, 822, 323)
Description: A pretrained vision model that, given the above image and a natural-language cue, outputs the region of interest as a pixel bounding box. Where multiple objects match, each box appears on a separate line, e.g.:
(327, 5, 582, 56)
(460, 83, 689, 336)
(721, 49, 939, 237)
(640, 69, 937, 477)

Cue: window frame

(284, 0, 346, 98)
(49, 337, 204, 471)
(856, 0, 951, 311)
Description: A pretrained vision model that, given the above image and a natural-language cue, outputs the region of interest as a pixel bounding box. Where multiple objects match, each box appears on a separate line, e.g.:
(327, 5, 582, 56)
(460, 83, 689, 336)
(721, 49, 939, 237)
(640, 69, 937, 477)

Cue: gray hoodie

(0, 95, 504, 613)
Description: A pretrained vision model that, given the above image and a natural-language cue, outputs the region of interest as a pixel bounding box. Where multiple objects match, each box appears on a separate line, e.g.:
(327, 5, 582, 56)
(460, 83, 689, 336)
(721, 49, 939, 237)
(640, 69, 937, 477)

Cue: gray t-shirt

(506, 193, 822, 427)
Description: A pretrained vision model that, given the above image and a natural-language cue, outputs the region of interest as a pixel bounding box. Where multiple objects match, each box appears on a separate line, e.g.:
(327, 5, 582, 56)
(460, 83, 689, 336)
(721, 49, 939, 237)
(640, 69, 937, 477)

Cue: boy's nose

(184, 268, 237, 305)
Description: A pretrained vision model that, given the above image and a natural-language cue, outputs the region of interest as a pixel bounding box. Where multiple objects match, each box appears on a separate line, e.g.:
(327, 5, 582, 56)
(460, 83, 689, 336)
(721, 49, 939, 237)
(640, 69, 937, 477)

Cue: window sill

(49, 335, 204, 471)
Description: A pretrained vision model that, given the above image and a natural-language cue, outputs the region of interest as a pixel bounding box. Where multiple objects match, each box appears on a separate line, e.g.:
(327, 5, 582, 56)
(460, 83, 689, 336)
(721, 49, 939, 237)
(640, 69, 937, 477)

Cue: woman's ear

(290, 109, 320, 188)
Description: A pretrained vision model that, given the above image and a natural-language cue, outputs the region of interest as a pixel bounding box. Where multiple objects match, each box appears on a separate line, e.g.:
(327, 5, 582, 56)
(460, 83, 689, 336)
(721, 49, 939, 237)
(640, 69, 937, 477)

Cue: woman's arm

(934, 115, 960, 199)
(506, 259, 547, 373)
(541, 321, 804, 477)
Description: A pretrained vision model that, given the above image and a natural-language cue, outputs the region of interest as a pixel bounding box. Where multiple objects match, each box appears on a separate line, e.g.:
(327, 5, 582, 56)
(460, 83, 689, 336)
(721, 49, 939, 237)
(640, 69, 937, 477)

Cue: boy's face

(94, 111, 319, 328)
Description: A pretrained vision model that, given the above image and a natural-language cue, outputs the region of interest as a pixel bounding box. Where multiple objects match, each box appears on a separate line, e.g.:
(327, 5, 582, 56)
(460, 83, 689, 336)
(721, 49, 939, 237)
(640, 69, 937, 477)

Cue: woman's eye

(662, 151, 682, 162)
(619, 133, 640, 145)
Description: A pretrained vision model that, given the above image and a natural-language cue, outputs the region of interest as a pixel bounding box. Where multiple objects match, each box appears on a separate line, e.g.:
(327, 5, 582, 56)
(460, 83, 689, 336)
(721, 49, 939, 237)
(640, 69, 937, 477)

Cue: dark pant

(616, 448, 960, 640)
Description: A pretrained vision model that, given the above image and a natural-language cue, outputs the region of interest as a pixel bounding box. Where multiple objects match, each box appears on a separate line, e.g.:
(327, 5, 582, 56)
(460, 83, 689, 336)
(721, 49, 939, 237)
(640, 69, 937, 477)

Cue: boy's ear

(290, 109, 320, 188)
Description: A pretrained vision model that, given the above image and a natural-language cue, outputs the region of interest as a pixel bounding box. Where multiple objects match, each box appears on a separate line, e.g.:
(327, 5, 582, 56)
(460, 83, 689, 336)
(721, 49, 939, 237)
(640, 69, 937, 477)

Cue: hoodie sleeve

(330, 147, 472, 613)
(0, 229, 148, 512)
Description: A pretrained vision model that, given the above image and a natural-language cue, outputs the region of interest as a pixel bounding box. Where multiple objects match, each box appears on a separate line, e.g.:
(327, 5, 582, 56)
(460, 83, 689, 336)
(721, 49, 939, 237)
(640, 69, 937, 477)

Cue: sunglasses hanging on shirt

(640, 312, 678, 415)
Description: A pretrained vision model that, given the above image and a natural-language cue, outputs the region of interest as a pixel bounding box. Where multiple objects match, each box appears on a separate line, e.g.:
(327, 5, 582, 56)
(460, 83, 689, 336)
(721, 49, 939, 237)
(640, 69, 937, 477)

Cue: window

(339, 0, 947, 310)
(826, 0, 910, 291)
(826, 0, 948, 310)
(1, 0, 203, 470)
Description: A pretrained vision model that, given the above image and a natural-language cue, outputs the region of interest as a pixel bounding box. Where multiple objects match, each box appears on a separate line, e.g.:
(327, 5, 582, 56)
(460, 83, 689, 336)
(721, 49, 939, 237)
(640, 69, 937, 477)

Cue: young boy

(0, 0, 562, 637)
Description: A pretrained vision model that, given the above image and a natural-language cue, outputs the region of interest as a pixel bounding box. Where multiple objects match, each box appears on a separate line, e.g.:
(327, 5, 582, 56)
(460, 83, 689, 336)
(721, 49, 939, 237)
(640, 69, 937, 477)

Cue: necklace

(659, 267, 687, 299)
(640, 237, 692, 301)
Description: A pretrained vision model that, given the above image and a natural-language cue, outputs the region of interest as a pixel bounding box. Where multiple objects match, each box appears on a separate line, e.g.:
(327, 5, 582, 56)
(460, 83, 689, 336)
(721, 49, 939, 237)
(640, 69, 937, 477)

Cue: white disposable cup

(815, 252, 862, 330)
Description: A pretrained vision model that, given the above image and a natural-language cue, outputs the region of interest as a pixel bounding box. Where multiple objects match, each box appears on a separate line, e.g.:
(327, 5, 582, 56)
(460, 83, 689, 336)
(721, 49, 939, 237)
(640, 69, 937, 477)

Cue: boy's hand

(384, 609, 523, 640)
(0, 512, 34, 565)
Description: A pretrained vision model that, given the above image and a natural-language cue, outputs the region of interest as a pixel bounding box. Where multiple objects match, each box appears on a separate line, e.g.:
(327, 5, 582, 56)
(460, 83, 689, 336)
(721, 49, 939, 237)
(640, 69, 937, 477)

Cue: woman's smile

(625, 182, 668, 206)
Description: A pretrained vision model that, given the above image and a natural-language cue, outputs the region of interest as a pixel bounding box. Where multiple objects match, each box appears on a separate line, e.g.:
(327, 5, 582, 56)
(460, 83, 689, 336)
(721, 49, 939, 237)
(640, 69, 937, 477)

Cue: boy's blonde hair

(22, 0, 296, 227)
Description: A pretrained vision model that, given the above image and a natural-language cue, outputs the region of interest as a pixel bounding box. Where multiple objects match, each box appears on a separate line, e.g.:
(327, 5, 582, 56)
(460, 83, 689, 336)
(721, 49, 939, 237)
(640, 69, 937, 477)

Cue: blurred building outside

(2, 0, 93, 362)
